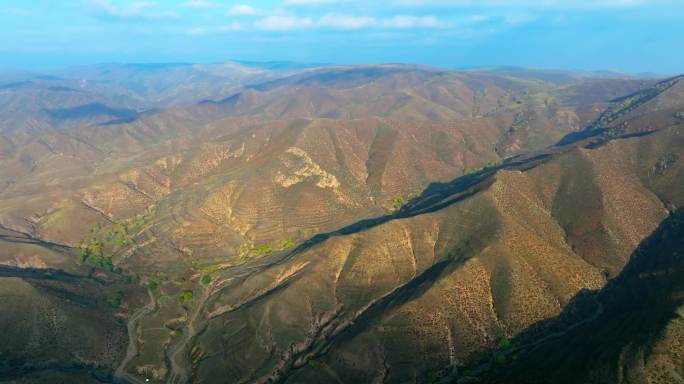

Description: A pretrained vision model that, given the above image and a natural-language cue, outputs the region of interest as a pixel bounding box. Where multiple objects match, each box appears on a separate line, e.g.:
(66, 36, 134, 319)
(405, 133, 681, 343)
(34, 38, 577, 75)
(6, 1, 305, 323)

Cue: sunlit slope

(0, 67, 652, 271)
(174, 123, 680, 384)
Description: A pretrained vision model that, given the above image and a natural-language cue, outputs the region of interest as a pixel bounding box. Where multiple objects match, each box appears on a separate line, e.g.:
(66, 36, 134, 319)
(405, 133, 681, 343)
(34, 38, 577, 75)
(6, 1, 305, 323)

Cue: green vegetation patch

(76, 207, 156, 270)
(387, 192, 417, 212)
(494, 354, 507, 364)
(497, 338, 512, 349)
(462, 166, 483, 175)
(251, 244, 273, 255)
(392, 194, 405, 210)
(179, 290, 194, 304)
(462, 161, 498, 176)
(200, 264, 222, 274)
(110, 290, 124, 309)
(279, 238, 296, 249)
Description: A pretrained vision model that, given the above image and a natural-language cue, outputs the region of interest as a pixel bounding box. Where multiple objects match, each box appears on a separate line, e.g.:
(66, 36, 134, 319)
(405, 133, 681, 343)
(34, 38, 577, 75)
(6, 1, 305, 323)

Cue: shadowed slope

(466, 207, 684, 384)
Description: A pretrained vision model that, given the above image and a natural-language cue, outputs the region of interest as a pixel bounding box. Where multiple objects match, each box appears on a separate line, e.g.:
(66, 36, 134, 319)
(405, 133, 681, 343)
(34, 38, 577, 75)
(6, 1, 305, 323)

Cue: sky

(1, 0, 683, 73)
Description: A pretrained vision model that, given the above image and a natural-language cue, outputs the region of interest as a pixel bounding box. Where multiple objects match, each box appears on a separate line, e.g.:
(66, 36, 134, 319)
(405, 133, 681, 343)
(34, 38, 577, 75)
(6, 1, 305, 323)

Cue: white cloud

(381, 15, 443, 28)
(284, 0, 350, 5)
(468, 14, 489, 23)
(318, 14, 445, 29)
(227, 4, 261, 16)
(188, 26, 209, 35)
(254, 15, 316, 30)
(503, 13, 537, 25)
(90, 0, 151, 16)
(318, 13, 376, 29)
(280, 0, 675, 8)
(183, 0, 217, 8)
(218, 22, 244, 32)
(391, 0, 659, 9)
(253, 13, 446, 31)
(187, 22, 243, 35)
(87, 0, 177, 21)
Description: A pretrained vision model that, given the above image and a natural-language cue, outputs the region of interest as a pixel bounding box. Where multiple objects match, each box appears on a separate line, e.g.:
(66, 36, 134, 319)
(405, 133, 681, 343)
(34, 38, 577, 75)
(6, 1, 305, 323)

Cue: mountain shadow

(453, 207, 684, 384)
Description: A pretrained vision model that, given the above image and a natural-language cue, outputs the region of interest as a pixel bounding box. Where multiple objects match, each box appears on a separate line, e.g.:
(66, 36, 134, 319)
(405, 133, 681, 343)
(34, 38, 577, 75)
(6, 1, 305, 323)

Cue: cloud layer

(251, 13, 445, 31)
(1, 0, 681, 74)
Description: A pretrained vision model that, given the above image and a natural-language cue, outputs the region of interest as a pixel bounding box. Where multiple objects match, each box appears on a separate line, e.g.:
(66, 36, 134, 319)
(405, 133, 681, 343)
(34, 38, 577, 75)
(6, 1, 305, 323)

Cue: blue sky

(1, 0, 683, 73)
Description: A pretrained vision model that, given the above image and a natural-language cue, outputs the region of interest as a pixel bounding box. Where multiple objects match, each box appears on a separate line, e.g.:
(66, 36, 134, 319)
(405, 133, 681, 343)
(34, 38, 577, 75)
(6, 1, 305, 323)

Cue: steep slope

(467, 207, 684, 384)
(0, 269, 128, 383)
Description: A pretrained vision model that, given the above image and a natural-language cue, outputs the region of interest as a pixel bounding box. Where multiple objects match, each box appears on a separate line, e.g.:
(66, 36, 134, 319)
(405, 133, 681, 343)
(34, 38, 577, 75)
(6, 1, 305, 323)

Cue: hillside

(466, 207, 684, 384)
(0, 66, 654, 254)
(0, 66, 681, 384)
(167, 102, 682, 384)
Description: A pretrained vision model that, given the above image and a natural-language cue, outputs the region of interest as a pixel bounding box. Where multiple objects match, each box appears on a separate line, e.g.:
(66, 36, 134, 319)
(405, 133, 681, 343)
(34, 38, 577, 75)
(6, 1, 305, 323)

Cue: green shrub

(110, 291, 124, 309)
(179, 290, 194, 304)
(392, 194, 405, 210)
(252, 244, 273, 255)
(76, 209, 157, 269)
(497, 338, 511, 349)
(201, 275, 211, 285)
(463, 166, 483, 175)
(279, 238, 296, 249)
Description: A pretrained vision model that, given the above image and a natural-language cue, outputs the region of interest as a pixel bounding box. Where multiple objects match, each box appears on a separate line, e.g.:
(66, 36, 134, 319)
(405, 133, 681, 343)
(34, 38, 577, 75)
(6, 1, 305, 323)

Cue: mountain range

(0, 62, 682, 384)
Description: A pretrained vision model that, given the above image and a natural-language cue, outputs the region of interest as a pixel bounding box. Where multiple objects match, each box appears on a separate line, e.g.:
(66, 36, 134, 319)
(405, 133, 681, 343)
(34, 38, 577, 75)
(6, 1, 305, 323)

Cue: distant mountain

(235, 60, 329, 70)
(0, 61, 311, 136)
(51, 61, 304, 107)
(0, 77, 140, 135)
(459, 65, 665, 81)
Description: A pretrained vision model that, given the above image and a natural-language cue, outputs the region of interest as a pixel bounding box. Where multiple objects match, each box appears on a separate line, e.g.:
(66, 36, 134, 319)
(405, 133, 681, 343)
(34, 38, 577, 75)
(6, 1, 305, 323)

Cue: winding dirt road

(114, 288, 158, 384)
